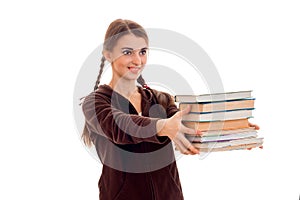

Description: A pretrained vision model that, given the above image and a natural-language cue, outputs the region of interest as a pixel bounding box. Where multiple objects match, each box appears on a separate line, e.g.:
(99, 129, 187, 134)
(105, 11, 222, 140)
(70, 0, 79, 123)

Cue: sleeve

(166, 94, 179, 118)
(82, 92, 166, 145)
(151, 89, 179, 118)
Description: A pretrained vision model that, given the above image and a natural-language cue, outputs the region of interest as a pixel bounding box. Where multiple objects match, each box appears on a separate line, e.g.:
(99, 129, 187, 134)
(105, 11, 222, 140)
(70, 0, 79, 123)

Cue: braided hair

(82, 19, 150, 147)
(93, 56, 106, 91)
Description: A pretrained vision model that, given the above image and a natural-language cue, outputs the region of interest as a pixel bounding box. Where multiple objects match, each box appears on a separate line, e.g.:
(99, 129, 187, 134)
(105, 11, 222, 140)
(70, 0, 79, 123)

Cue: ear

(102, 50, 112, 63)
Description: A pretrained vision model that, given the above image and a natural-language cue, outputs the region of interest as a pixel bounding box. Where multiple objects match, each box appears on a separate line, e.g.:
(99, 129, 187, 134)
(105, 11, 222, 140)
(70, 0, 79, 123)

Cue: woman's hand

(249, 122, 260, 130)
(157, 106, 201, 155)
(173, 131, 200, 155)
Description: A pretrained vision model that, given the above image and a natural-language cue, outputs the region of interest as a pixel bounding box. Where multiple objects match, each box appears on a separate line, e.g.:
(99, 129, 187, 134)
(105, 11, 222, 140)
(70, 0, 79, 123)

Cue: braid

(82, 19, 149, 147)
(80, 57, 105, 148)
(94, 56, 106, 91)
(137, 75, 150, 89)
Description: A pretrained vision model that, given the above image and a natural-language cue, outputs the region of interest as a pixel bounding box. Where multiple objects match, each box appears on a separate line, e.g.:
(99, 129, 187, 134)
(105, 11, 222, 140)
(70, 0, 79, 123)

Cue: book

(179, 98, 255, 113)
(183, 118, 250, 131)
(192, 137, 264, 149)
(196, 142, 263, 152)
(193, 127, 256, 137)
(175, 90, 252, 103)
(175, 90, 263, 153)
(185, 129, 258, 142)
(182, 109, 253, 122)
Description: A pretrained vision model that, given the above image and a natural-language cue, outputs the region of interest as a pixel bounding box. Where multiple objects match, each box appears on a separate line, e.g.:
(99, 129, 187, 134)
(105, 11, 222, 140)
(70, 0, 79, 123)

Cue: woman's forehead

(115, 34, 148, 50)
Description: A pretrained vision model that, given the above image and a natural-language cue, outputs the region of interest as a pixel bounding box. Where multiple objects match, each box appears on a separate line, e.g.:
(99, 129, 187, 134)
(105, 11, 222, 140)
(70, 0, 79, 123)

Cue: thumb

(179, 105, 191, 117)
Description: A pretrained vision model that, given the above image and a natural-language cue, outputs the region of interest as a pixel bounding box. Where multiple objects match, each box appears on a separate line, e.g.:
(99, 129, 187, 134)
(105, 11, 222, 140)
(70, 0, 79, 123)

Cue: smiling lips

(128, 66, 141, 74)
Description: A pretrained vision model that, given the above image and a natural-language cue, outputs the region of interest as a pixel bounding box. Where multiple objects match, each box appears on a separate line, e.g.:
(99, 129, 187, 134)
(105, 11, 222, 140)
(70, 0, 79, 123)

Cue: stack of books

(175, 90, 263, 152)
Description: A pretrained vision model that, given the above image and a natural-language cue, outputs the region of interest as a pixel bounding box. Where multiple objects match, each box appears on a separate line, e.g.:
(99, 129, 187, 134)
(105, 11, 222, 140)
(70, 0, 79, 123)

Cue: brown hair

(82, 19, 149, 146)
(94, 19, 149, 91)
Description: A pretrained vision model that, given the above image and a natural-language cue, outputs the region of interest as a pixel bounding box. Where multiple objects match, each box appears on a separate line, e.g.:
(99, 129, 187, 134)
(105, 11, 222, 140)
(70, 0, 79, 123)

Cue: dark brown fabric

(82, 84, 184, 200)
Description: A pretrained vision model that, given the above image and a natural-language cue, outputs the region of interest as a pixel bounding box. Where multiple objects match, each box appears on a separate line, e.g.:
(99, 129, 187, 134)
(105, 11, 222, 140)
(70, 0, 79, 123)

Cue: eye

(140, 49, 148, 55)
(122, 50, 132, 55)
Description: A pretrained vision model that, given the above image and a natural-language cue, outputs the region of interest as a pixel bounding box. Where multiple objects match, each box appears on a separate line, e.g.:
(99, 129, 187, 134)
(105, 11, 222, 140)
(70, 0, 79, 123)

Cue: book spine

(183, 119, 250, 131)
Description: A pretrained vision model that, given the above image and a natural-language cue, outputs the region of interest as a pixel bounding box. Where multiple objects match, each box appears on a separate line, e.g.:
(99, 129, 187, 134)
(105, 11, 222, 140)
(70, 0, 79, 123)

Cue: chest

(129, 92, 142, 114)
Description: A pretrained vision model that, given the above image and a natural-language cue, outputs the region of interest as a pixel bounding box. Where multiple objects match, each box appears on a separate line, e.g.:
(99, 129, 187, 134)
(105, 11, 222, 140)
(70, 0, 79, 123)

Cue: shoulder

(82, 85, 112, 108)
(147, 88, 179, 117)
(150, 88, 175, 101)
(147, 88, 176, 108)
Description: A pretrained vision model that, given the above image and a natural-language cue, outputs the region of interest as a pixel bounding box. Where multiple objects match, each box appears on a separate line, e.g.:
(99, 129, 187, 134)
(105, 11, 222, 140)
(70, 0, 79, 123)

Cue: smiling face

(104, 34, 148, 81)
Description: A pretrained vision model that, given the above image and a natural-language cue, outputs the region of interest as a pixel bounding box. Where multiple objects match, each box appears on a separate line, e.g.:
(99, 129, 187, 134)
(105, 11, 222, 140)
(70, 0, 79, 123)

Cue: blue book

(179, 98, 255, 113)
(182, 109, 254, 122)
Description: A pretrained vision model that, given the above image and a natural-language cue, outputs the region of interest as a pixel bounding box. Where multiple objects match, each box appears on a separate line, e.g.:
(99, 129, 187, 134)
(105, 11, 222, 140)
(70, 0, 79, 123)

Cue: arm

(82, 92, 165, 145)
(151, 90, 200, 154)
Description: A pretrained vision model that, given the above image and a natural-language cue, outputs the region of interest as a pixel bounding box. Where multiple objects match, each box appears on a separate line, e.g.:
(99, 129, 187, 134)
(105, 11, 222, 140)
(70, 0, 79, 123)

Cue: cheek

(113, 56, 131, 67)
(142, 56, 147, 64)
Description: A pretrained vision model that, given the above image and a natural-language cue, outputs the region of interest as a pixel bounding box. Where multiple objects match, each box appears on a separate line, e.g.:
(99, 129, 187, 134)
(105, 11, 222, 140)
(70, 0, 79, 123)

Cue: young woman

(81, 19, 199, 200)
(81, 19, 259, 200)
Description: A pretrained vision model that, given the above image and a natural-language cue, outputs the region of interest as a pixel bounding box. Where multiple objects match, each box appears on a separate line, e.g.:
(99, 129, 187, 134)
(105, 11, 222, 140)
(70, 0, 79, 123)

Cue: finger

(186, 141, 200, 155)
(254, 124, 260, 130)
(173, 139, 189, 155)
(249, 122, 260, 130)
(177, 133, 199, 154)
(180, 124, 202, 135)
(174, 136, 197, 155)
(178, 105, 191, 117)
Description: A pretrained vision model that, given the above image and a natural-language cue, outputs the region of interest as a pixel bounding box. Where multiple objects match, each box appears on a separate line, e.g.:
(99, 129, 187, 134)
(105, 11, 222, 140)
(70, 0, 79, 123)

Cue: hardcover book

(175, 90, 252, 103)
(175, 90, 263, 152)
(182, 109, 253, 122)
(179, 98, 255, 113)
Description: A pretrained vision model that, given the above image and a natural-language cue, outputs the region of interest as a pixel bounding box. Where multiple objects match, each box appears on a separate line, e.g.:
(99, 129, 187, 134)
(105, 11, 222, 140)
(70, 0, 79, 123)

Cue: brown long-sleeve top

(82, 84, 184, 200)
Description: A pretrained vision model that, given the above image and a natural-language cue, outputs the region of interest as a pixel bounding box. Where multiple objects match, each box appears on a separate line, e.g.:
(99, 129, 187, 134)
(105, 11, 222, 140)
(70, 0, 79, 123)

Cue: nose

(131, 52, 142, 65)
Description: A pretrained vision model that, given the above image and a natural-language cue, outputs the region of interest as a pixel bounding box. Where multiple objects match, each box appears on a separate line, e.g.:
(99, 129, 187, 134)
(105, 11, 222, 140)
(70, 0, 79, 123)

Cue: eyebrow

(121, 47, 148, 50)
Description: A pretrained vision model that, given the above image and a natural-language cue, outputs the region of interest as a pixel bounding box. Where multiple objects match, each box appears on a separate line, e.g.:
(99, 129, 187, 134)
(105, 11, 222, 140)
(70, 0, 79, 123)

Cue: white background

(1, 0, 299, 199)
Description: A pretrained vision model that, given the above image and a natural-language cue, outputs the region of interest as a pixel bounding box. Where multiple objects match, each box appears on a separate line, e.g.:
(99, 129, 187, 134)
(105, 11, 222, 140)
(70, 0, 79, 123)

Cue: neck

(109, 77, 138, 98)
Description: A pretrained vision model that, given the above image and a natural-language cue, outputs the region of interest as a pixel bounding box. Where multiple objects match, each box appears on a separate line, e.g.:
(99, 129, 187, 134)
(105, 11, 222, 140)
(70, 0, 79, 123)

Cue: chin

(124, 70, 143, 79)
